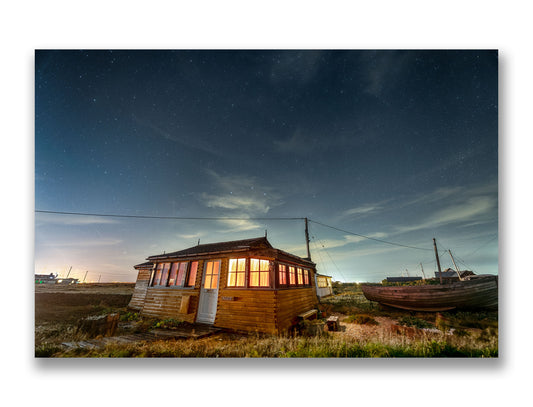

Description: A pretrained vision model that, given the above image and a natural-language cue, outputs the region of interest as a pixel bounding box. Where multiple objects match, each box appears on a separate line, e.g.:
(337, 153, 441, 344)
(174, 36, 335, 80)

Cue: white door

(196, 260, 221, 324)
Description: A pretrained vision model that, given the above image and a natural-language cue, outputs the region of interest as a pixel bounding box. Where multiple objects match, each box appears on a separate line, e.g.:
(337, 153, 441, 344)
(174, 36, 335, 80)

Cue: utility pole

(433, 238, 443, 284)
(304, 217, 311, 261)
(98, 274, 101, 283)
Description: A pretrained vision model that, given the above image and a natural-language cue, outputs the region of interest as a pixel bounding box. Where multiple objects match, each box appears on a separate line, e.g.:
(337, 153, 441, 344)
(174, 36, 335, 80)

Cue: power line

(35, 210, 304, 221)
(36, 210, 434, 251)
(307, 219, 433, 251)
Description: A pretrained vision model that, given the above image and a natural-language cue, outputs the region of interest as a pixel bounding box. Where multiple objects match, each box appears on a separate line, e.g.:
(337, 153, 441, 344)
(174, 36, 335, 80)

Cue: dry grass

(35, 284, 498, 358)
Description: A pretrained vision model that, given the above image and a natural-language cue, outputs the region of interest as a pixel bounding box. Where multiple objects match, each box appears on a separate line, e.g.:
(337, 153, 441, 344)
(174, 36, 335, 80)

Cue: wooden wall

(275, 287, 319, 334)
(128, 269, 151, 311)
(141, 288, 199, 323)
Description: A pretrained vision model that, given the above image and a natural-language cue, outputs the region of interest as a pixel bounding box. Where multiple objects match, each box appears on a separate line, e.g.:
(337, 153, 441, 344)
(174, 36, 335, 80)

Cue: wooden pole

(420, 263, 426, 280)
(66, 266, 72, 279)
(448, 250, 463, 281)
(83, 270, 88, 283)
(305, 217, 311, 260)
(433, 238, 443, 284)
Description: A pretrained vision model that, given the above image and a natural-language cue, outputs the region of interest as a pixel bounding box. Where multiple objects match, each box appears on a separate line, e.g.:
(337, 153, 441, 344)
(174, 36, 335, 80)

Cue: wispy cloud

(36, 213, 119, 226)
(42, 238, 122, 247)
(201, 169, 282, 215)
(133, 115, 222, 157)
(216, 218, 262, 233)
(394, 183, 497, 234)
(340, 203, 385, 220)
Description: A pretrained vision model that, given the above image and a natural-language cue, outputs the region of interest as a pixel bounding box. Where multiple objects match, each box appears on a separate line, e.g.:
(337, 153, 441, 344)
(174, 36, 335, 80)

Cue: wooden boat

(361, 239, 498, 312)
(362, 275, 498, 311)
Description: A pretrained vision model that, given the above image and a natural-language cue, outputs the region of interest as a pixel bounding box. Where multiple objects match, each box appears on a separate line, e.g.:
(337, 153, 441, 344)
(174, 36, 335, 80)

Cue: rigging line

(309, 221, 348, 281)
(35, 210, 304, 221)
(307, 219, 433, 251)
(310, 238, 329, 276)
(464, 235, 498, 257)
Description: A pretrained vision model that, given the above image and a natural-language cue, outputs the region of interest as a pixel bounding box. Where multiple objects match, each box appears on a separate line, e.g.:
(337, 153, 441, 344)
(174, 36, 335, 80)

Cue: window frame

(227, 257, 274, 289)
(277, 263, 313, 288)
(151, 261, 199, 289)
(277, 264, 287, 286)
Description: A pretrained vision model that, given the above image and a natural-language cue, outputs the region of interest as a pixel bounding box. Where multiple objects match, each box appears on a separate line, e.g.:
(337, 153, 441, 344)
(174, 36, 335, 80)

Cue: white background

(1, 1, 529, 406)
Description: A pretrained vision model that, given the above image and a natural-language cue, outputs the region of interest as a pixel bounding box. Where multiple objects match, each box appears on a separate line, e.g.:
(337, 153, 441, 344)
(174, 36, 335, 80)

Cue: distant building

(35, 273, 57, 284)
(34, 274, 79, 284)
(315, 274, 333, 298)
(434, 268, 474, 279)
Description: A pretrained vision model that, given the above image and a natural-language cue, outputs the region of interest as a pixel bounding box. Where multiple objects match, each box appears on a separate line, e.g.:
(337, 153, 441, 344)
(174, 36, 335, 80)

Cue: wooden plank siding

(276, 287, 319, 333)
(141, 288, 199, 323)
(132, 238, 320, 334)
(128, 269, 152, 311)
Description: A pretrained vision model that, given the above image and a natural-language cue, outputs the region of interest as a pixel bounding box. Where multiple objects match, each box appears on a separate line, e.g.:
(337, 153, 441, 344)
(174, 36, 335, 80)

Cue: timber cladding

(142, 288, 199, 323)
(128, 269, 151, 311)
(130, 237, 320, 334)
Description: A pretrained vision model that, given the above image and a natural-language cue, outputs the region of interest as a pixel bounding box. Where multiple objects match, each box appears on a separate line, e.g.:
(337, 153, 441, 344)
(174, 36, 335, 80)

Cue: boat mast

(420, 263, 426, 280)
(433, 238, 443, 284)
(448, 250, 463, 281)
(304, 217, 311, 260)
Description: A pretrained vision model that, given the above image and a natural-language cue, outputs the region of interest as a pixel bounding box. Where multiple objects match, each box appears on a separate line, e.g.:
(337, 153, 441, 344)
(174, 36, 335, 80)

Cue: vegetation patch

(397, 315, 434, 329)
(345, 314, 379, 325)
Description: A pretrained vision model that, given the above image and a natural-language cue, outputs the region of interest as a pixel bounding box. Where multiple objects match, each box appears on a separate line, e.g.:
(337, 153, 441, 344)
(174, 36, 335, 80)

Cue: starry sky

(35, 50, 498, 283)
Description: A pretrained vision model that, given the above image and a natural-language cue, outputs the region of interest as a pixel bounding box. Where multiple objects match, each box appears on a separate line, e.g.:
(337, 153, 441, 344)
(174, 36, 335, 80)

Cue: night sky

(35, 50, 498, 282)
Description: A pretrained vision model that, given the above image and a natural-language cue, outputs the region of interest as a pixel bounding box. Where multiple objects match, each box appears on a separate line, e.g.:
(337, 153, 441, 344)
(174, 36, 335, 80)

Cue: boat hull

(361, 276, 498, 312)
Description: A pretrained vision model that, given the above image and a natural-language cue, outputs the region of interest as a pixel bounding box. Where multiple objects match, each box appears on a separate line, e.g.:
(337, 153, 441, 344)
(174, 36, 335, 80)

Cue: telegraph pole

(305, 217, 311, 260)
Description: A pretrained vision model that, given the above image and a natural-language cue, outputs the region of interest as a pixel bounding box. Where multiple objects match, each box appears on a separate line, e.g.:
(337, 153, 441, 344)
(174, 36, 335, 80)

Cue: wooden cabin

(128, 237, 319, 335)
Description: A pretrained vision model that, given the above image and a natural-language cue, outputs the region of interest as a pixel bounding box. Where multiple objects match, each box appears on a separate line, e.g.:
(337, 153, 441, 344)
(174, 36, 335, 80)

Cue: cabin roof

(145, 236, 315, 267)
(147, 237, 273, 261)
(134, 261, 154, 269)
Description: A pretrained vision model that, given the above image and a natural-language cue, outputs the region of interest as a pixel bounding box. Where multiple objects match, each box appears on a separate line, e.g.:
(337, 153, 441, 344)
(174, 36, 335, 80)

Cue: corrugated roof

(147, 236, 273, 260)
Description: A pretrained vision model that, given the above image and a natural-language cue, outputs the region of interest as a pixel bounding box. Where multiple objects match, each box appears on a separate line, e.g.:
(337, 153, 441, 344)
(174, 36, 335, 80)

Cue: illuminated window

(159, 263, 170, 286)
(228, 258, 246, 287)
(297, 268, 303, 285)
(304, 269, 310, 285)
(152, 263, 169, 286)
(250, 259, 270, 287)
(278, 264, 287, 285)
(176, 262, 188, 286)
(187, 261, 198, 287)
(318, 276, 328, 288)
(288, 266, 296, 285)
(168, 263, 179, 286)
(204, 260, 220, 289)
(152, 264, 162, 286)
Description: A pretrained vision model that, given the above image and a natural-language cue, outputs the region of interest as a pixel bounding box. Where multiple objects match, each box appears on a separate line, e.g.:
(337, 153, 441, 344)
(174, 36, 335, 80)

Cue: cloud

(305, 232, 389, 253)
(216, 219, 263, 233)
(201, 169, 282, 215)
(42, 238, 122, 247)
(341, 204, 383, 219)
(394, 192, 496, 234)
(36, 213, 119, 226)
(133, 115, 222, 157)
